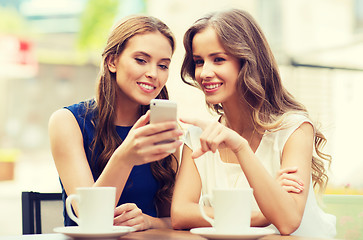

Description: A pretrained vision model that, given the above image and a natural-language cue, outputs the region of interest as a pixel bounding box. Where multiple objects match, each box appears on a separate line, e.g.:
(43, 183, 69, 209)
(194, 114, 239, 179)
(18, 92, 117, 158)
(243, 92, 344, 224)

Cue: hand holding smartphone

(150, 99, 178, 153)
(150, 99, 177, 124)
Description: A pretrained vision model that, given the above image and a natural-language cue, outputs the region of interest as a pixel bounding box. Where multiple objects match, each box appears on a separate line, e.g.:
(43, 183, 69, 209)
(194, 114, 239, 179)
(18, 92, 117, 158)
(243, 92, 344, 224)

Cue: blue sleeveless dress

(62, 100, 159, 226)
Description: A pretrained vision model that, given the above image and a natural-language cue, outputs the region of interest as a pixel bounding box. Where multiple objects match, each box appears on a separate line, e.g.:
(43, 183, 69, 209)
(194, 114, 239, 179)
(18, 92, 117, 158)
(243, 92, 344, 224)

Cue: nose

(145, 64, 157, 79)
(199, 62, 215, 80)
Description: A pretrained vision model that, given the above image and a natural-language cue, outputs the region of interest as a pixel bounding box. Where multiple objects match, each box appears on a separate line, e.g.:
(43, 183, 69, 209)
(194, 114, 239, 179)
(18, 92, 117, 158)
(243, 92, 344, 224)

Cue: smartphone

(150, 99, 177, 152)
(150, 99, 177, 124)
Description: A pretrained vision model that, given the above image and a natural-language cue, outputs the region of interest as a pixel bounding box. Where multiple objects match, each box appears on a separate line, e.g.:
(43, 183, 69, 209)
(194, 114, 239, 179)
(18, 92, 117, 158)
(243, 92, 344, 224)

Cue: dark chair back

(22, 191, 63, 234)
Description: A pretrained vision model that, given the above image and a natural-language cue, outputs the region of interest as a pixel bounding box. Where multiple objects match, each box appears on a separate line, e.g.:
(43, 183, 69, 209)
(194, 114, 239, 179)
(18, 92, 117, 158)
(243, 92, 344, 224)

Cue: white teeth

(205, 84, 221, 89)
(139, 83, 154, 90)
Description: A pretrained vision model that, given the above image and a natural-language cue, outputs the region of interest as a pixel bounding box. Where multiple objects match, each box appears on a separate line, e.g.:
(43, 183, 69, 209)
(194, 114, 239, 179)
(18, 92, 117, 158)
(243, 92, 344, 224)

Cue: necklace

(221, 115, 256, 146)
(220, 150, 243, 188)
(220, 127, 256, 188)
(233, 172, 241, 188)
(248, 128, 256, 148)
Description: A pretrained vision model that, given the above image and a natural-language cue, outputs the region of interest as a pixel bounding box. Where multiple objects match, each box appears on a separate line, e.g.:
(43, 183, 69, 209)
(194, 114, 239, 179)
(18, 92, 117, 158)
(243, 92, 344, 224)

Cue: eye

(214, 57, 225, 63)
(135, 58, 147, 64)
(194, 59, 204, 66)
(158, 64, 169, 70)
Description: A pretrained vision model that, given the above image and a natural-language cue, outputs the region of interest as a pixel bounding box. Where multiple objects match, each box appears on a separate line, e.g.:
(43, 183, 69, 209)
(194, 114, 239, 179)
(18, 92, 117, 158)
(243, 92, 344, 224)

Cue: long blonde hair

(181, 9, 331, 191)
(90, 15, 177, 214)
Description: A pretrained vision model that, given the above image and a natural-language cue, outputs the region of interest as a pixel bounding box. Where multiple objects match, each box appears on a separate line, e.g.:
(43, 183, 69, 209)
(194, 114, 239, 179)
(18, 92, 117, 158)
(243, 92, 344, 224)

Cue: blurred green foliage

(322, 195, 363, 240)
(0, 6, 30, 36)
(77, 0, 120, 52)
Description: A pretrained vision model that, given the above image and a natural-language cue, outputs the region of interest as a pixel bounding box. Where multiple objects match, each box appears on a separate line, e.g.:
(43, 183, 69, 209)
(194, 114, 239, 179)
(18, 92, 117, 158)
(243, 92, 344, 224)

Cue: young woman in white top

(171, 9, 336, 238)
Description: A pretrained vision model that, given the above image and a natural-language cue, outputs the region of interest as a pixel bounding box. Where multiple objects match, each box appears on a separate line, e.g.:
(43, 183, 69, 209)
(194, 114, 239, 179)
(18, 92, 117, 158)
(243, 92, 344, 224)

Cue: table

(0, 229, 336, 240)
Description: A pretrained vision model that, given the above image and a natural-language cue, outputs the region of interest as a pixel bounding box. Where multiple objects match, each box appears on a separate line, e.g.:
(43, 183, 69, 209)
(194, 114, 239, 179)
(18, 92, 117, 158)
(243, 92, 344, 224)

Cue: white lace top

(184, 113, 336, 238)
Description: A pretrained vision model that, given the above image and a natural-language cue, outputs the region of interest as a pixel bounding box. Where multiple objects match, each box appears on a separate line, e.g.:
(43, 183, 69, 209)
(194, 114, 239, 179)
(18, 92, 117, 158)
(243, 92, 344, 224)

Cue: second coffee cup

(199, 188, 253, 233)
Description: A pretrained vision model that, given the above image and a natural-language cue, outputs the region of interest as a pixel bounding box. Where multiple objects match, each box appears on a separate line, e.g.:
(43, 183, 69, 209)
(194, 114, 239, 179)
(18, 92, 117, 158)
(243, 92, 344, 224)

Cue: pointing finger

(180, 117, 209, 129)
(191, 148, 206, 159)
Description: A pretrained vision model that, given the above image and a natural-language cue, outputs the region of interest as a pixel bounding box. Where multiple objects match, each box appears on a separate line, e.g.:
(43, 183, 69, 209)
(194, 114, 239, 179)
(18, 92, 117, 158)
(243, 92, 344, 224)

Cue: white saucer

(53, 226, 136, 239)
(190, 227, 275, 240)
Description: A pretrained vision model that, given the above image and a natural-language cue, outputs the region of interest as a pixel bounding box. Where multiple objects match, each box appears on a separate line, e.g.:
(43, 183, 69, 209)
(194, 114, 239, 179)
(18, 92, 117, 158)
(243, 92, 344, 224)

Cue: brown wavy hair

(88, 15, 177, 215)
(181, 9, 331, 192)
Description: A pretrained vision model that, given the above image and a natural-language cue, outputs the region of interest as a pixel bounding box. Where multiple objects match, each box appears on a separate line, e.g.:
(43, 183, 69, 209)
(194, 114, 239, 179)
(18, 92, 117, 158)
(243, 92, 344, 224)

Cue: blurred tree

(0, 6, 30, 36)
(77, 0, 120, 52)
(77, 0, 146, 55)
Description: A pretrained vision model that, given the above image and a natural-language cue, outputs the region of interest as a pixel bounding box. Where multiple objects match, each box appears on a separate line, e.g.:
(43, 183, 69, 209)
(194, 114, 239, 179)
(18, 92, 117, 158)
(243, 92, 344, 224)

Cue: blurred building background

(0, 0, 362, 236)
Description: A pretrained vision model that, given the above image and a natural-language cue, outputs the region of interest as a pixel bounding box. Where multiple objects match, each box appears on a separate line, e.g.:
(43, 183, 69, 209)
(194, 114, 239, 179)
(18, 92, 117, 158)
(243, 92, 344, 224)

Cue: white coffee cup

(199, 188, 253, 233)
(66, 187, 116, 233)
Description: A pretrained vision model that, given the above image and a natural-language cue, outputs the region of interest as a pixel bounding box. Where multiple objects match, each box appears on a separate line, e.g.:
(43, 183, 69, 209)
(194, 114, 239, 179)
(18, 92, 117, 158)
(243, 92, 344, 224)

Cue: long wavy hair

(88, 15, 177, 215)
(181, 9, 331, 192)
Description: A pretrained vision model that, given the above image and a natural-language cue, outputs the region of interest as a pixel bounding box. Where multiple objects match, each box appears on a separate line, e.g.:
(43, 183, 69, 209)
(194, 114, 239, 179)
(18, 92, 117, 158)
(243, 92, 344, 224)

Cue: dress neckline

(216, 132, 264, 166)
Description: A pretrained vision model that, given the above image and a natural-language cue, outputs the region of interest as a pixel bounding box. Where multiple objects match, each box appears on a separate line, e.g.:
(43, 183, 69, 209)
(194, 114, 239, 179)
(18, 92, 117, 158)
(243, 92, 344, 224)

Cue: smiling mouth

(138, 82, 156, 91)
(203, 83, 222, 90)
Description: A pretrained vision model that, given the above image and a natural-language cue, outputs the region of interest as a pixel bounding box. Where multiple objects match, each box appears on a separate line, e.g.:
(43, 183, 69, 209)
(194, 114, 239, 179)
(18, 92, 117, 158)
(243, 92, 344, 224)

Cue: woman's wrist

(111, 148, 134, 170)
(145, 214, 171, 229)
(233, 137, 250, 155)
(144, 214, 152, 229)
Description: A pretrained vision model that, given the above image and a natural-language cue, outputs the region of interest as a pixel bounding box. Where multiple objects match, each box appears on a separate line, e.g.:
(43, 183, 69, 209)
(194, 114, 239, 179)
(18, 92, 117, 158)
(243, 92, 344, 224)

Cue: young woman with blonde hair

(171, 9, 336, 238)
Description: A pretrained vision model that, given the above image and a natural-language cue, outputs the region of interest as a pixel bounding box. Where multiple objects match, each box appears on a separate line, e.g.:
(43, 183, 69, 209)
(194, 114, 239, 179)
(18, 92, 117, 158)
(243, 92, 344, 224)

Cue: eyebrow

(193, 52, 228, 58)
(135, 51, 171, 62)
